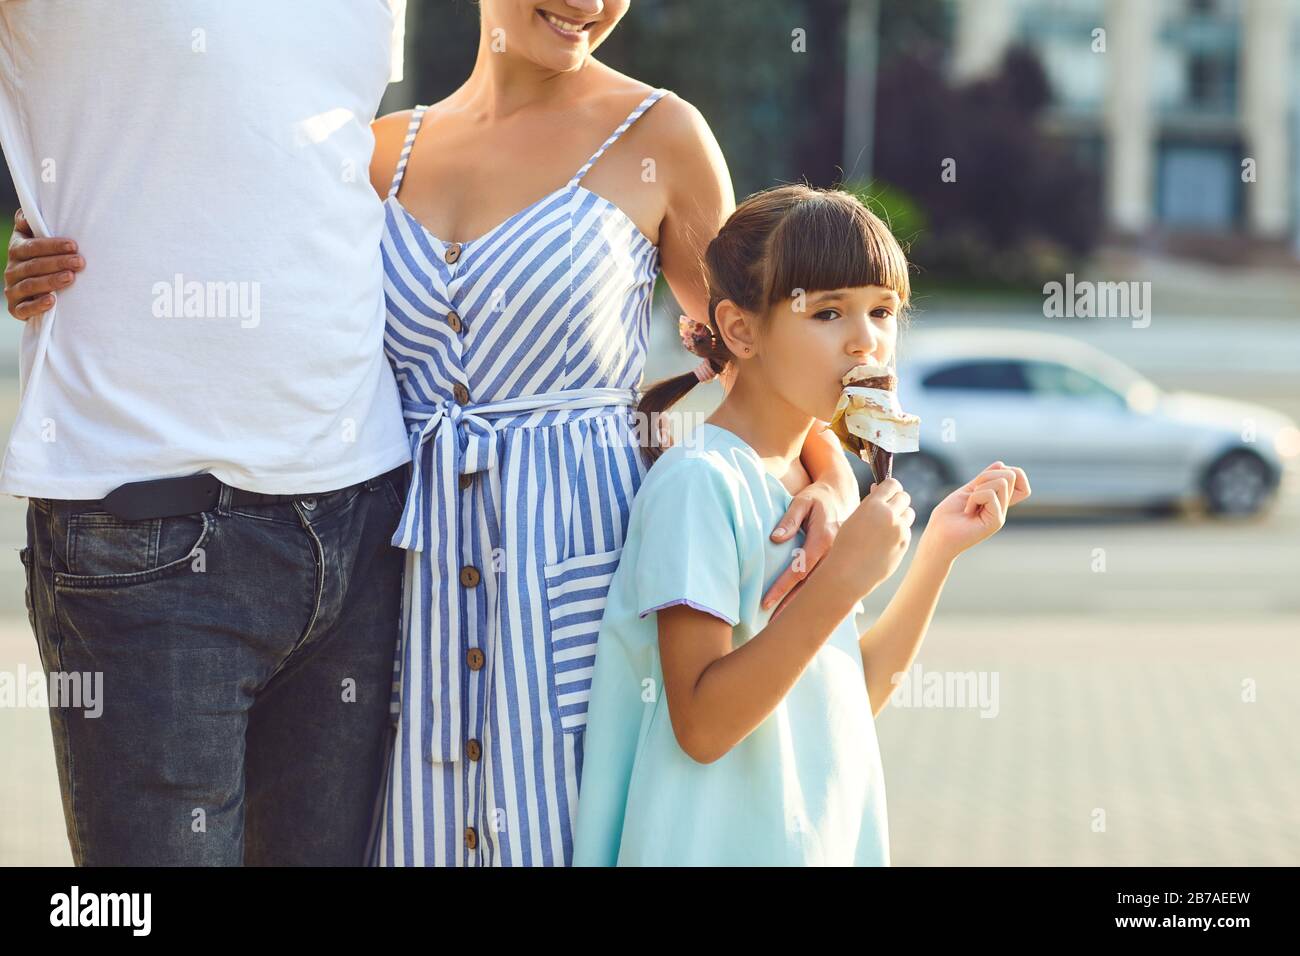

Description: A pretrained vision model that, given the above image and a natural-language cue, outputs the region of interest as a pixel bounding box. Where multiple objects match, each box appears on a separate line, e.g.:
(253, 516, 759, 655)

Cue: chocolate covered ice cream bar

(829, 363, 921, 484)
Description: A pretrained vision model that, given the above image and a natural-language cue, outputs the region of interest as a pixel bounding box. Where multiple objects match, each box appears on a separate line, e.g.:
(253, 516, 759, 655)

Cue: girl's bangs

(762, 194, 911, 309)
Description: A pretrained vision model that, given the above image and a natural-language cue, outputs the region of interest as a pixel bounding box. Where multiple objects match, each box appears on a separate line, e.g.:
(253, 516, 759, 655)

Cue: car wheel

(892, 452, 950, 520)
(1202, 450, 1274, 516)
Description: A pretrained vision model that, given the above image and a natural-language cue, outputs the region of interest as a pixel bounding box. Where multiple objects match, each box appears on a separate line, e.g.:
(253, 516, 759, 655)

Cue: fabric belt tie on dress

(391, 385, 639, 763)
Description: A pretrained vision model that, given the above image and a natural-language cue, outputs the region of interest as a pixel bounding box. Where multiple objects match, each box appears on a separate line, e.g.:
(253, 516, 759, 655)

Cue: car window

(1024, 361, 1125, 407)
(921, 360, 1030, 392)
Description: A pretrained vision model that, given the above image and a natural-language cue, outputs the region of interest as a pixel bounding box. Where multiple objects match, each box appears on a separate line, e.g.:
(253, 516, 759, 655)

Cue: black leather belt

(58, 465, 407, 522)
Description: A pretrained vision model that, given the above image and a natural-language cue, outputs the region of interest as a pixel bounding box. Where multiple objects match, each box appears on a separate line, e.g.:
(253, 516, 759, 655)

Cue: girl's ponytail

(635, 188, 793, 466)
(637, 321, 729, 464)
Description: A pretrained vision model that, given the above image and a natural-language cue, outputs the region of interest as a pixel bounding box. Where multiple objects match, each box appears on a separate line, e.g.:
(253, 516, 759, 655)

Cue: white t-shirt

(0, 0, 412, 497)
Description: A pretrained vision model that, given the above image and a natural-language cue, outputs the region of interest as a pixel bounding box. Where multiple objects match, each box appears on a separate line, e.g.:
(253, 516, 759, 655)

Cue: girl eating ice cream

(572, 184, 1031, 866)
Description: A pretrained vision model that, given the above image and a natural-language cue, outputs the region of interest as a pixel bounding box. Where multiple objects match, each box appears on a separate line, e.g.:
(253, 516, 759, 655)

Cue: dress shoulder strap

(567, 87, 671, 189)
(387, 105, 431, 199)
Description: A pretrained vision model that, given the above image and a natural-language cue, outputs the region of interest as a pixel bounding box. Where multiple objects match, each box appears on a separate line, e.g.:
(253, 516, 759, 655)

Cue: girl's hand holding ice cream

(819, 476, 916, 603)
(913, 461, 1032, 564)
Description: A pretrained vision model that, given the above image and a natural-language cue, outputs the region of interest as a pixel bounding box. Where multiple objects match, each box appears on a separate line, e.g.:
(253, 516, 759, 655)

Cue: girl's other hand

(4, 208, 84, 321)
(919, 461, 1031, 563)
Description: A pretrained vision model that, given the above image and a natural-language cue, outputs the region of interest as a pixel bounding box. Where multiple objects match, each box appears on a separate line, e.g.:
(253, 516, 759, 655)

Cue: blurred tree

(788, 0, 849, 187)
(0, 212, 10, 274)
(876, 0, 951, 68)
(372, 2, 1096, 289)
(873, 44, 1101, 286)
(595, 0, 813, 195)
(843, 179, 928, 252)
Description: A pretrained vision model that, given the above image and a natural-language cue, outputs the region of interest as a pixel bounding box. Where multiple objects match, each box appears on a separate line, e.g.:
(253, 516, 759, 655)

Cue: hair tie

(693, 359, 717, 384)
(678, 313, 716, 357)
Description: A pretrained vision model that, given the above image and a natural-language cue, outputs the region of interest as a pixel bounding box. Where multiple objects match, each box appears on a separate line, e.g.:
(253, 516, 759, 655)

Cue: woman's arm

(800, 422, 859, 513)
(655, 95, 735, 322)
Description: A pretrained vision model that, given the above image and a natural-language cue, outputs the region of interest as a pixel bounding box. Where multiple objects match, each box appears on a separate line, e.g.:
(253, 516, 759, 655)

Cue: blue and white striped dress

(371, 88, 670, 866)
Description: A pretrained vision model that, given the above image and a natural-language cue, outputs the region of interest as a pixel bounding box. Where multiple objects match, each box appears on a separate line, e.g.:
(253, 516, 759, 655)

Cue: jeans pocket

(56, 512, 214, 589)
(381, 467, 410, 515)
(542, 545, 623, 733)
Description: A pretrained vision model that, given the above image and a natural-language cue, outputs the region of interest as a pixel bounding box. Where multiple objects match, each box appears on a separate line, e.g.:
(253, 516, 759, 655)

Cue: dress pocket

(542, 546, 623, 733)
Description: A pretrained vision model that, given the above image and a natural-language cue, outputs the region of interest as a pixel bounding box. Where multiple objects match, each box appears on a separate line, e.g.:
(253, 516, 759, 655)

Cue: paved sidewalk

(3, 610, 1295, 866)
(0, 616, 72, 866)
(878, 612, 1298, 866)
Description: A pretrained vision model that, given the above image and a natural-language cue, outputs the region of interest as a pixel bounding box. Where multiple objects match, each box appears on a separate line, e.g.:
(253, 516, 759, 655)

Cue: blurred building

(951, 0, 1299, 256)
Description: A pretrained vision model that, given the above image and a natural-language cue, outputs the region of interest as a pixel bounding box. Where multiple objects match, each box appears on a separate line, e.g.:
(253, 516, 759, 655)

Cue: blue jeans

(19, 466, 407, 866)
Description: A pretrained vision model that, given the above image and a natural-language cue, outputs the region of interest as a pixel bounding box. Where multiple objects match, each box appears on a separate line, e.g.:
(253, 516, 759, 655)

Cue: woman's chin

(525, 45, 588, 72)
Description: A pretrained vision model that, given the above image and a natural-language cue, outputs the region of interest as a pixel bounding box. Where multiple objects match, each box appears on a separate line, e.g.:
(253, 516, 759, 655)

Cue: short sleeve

(634, 458, 742, 627)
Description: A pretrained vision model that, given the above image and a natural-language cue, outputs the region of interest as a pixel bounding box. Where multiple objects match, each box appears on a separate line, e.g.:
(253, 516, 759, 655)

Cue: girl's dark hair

(637, 183, 912, 464)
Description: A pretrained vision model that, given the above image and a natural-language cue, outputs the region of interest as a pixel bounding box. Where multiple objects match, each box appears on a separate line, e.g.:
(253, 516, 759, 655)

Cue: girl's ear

(713, 298, 756, 357)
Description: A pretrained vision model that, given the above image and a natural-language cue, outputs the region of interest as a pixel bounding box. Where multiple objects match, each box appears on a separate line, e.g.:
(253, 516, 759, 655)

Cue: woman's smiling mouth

(537, 9, 593, 41)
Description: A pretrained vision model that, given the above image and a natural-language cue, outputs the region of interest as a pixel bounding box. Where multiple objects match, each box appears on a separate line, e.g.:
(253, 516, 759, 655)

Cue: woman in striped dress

(365, 1, 860, 866)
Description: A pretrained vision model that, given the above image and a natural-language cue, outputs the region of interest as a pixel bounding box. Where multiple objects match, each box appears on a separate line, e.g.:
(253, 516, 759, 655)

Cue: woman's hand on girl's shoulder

(767, 477, 911, 618)
(918, 461, 1031, 563)
(763, 477, 842, 614)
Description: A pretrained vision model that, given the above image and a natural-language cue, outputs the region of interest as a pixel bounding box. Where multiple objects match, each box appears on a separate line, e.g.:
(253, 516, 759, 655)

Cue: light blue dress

(572, 423, 890, 866)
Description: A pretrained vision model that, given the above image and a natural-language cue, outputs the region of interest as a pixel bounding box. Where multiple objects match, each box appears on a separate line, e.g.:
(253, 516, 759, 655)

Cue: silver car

(845, 328, 1300, 518)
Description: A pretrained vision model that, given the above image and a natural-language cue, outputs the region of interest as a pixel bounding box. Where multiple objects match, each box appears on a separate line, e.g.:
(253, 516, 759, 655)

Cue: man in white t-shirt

(0, 0, 412, 865)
